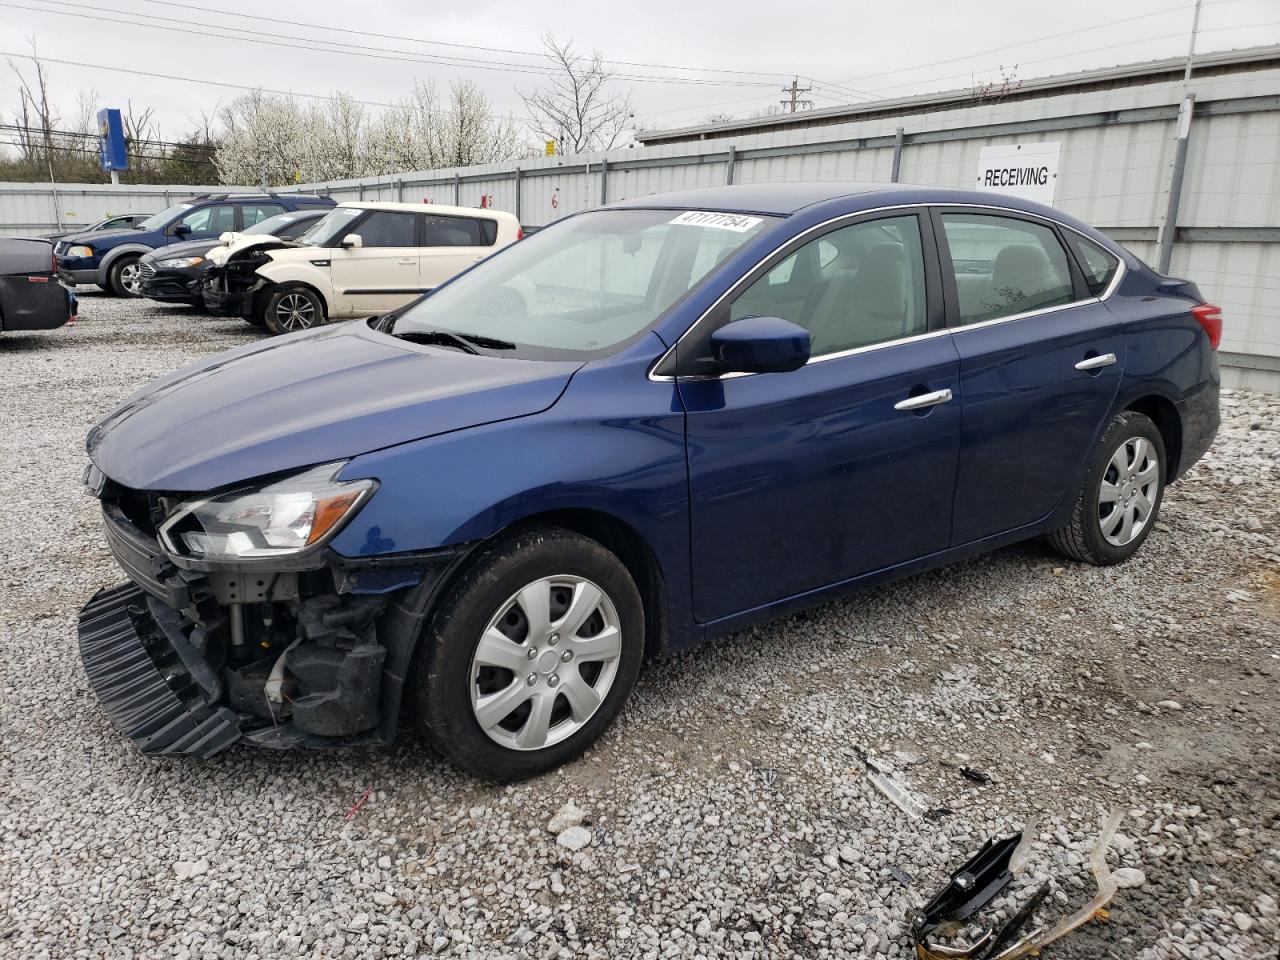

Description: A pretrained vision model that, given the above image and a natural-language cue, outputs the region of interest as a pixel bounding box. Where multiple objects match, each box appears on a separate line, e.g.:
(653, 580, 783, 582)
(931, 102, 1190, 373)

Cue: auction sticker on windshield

(669, 211, 764, 232)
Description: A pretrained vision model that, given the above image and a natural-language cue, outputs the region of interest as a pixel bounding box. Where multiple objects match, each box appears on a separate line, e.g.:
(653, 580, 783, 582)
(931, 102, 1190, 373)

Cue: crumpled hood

(207, 235, 300, 266)
(88, 321, 580, 491)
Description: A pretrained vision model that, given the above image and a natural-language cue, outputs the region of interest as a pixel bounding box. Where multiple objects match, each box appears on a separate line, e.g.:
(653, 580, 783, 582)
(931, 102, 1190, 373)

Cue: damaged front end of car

(200, 242, 292, 318)
(78, 461, 469, 758)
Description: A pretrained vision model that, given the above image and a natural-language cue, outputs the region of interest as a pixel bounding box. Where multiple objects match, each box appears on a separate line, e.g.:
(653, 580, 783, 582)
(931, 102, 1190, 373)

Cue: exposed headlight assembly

(158, 462, 375, 563)
(65, 244, 94, 258)
(156, 256, 205, 269)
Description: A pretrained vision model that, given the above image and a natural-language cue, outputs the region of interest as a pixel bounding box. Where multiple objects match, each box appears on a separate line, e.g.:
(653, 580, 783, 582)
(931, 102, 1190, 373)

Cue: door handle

(1074, 352, 1117, 371)
(894, 387, 953, 412)
(397, 257, 416, 265)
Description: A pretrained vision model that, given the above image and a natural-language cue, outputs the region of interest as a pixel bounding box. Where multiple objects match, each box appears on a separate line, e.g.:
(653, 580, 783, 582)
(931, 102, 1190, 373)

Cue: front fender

(328, 348, 696, 647)
(255, 257, 333, 314)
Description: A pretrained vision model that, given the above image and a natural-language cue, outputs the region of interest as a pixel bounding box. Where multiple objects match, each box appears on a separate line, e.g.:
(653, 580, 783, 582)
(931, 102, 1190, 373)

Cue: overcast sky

(1, 0, 1277, 144)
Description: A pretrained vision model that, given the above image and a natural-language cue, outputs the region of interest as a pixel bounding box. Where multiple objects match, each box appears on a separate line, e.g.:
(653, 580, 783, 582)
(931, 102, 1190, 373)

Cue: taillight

(1191, 303, 1222, 350)
(50, 247, 58, 272)
(516, 227, 525, 241)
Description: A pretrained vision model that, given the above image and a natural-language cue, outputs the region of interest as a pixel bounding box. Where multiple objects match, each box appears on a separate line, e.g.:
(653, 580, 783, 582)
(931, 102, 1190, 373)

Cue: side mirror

(172, 223, 192, 237)
(218, 231, 236, 245)
(708, 315, 811, 374)
(341, 233, 363, 249)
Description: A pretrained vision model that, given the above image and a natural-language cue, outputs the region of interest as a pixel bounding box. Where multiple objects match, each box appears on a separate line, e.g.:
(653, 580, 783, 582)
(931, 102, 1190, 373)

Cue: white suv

(201, 201, 521, 334)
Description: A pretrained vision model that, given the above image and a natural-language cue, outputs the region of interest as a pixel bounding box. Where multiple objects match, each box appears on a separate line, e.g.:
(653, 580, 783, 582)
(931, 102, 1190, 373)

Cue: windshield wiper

(392, 330, 479, 354)
(454, 332, 516, 350)
(391, 328, 517, 352)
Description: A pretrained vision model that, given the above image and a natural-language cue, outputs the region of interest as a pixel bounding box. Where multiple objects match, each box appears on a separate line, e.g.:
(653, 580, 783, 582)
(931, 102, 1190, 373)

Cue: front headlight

(156, 256, 205, 269)
(65, 244, 94, 258)
(158, 462, 375, 563)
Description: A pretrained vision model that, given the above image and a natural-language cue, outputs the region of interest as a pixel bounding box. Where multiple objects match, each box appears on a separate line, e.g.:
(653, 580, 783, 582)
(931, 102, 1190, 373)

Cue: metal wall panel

(3, 65, 1277, 386)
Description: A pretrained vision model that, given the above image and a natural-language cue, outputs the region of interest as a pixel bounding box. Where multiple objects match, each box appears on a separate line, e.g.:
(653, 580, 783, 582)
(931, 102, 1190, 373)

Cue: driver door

(332, 210, 422, 316)
(679, 212, 963, 623)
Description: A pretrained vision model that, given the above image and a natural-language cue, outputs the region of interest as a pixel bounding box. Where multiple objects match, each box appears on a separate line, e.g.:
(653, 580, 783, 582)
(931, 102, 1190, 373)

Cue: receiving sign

(975, 142, 1060, 205)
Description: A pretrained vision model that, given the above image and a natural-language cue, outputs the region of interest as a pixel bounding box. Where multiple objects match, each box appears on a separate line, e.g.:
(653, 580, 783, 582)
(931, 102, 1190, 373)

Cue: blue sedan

(78, 182, 1220, 780)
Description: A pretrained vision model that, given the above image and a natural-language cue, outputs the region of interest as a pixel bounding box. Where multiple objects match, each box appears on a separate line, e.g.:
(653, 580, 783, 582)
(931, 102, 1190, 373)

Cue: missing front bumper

(78, 582, 242, 758)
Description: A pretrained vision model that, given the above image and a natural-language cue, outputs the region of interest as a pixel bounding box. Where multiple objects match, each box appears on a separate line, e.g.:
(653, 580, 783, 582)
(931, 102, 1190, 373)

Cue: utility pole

(1184, 0, 1202, 83)
(780, 77, 813, 114)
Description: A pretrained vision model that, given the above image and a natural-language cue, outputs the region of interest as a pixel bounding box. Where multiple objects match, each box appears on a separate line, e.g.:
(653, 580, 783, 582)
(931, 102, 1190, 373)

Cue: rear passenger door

(935, 209, 1126, 545)
(419, 214, 497, 291)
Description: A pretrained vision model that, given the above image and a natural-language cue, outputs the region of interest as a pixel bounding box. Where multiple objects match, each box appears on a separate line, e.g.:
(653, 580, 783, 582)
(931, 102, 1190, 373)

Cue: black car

(0, 237, 76, 334)
(137, 210, 328, 307)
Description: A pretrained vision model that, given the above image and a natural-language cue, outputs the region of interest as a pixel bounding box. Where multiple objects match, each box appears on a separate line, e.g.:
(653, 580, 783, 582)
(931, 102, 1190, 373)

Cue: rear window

(424, 215, 494, 247)
(1066, 233, 1121, 297)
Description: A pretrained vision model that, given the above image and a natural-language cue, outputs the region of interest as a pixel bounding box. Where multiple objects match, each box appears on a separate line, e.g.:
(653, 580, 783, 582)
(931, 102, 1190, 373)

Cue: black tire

(262, 285, 324, 336)
(96, 283, 111, 292)
(409, 525, 645, 782)
(107, 255, 142, 297)
(1048, 410, 1167, 565)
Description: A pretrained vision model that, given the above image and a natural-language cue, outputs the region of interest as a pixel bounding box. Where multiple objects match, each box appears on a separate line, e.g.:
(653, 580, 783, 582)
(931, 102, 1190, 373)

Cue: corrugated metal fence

(2, 64, 1277, 388)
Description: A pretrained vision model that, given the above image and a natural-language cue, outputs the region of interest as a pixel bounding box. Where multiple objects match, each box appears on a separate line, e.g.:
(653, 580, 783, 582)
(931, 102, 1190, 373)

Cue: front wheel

(107, 256, 142, 297)
(410, 526, 644, 781)
(262, 285, 324, 336)
(1048, 410, 1166, 565)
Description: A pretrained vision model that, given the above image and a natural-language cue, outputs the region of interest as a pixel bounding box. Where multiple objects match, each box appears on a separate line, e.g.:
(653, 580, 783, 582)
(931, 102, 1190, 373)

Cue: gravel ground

(2, 291, 1278, 960)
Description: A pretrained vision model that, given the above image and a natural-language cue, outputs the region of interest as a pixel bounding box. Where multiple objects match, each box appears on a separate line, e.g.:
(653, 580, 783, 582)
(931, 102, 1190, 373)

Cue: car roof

(608, 182, 1071, 220)
(336, 200, 515, 221)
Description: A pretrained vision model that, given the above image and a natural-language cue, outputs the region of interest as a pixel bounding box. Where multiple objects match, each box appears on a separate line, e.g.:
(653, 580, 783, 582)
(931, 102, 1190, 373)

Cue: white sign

(669, 211, 763, 232)
(975, 142, 1061, 205)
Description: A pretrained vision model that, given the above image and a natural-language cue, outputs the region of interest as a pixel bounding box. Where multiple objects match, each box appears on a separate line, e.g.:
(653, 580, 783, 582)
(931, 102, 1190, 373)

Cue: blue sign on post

(97, 108, 128, 172)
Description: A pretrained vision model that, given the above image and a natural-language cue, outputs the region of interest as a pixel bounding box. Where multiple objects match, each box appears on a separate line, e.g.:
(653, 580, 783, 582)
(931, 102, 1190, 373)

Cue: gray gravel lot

(2, 291, 1278, 960)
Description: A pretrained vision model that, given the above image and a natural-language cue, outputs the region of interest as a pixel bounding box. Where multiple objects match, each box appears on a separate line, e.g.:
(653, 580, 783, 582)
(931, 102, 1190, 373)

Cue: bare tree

(520, 35, 634, 154)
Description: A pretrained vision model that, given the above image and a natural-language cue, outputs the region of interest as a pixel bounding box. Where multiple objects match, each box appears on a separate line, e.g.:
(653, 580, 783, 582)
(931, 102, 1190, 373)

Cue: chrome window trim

(647, 201, 1127, 383)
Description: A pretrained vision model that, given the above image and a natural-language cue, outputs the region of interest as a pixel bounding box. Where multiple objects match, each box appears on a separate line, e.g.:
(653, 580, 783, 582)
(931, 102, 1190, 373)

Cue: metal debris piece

(910, 832, 1022, 949)
(909, 810, 1126, 960)
(853, 747, 943, 820)
(960, 767, 992, 785)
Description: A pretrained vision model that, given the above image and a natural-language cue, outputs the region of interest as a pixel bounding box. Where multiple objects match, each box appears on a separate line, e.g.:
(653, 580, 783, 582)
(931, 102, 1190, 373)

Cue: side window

(730, 215, 928, 356)
(940, 214, 1074, 324)
(1066, 233, 1121, 297)
(355, 211, 418, 248)
(176, 204, 236, 235)
(423, 215, 487, 247)
(241, 203, 284, 227)
(276, 217, 315, 240)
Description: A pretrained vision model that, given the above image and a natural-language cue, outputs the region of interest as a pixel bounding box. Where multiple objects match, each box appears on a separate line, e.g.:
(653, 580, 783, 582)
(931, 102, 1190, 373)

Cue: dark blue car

(78, 183, 1220, 780)
(55, 193, 334, 297)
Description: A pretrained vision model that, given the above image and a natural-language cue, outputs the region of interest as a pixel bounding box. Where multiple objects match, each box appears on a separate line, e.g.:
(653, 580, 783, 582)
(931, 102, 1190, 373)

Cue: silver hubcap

(1099, 436, 1160, 546)
(469, 575, 622, 751)
(275, 293, 316, 330)
(120, 262, 141, 296)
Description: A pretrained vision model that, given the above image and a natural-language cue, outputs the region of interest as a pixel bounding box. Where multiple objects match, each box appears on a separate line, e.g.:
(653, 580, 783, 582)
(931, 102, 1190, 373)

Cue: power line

(130, 0, 800, 82)
(0, 49, 399, 108)
(8, 0, 782, 87)
(643, 2, 1198, 125)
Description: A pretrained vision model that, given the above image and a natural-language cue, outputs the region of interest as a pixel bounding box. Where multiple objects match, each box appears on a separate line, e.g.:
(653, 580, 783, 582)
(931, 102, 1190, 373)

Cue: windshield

(298, 207, 362, 246)
(243, 212, 304, 236)
(136, 202, 195, 231)
(392, 208, 777, 358)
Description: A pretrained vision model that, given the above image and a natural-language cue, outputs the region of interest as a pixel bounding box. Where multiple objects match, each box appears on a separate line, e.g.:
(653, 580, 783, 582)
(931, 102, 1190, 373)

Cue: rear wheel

(1048, 410, 1166, 565)
(107, 256, 142, 297)
(409, 525, 644, 781)
(263, 285, 324, 335)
